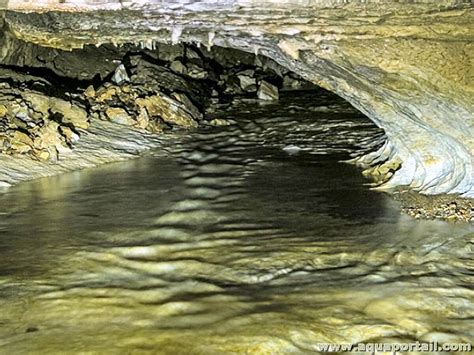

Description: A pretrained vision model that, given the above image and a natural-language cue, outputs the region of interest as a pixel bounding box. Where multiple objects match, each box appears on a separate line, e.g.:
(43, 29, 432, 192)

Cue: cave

(0, 1, 473, 353)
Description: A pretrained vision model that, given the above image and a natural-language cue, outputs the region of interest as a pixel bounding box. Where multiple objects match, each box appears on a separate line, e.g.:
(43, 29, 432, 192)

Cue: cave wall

(0, 0, 473, 196)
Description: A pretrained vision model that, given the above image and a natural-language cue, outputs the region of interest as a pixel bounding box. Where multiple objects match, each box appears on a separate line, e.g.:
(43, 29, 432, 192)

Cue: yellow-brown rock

(0, 104, 8, 117)
(9, 130, 33, 154)
(49, 98, 90, 130)
(105, 107, 135, 126)
(136, 94, 198, 129)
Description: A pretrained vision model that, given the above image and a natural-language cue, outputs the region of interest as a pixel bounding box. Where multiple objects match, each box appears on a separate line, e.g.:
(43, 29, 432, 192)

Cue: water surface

(0, 92, 472, 353)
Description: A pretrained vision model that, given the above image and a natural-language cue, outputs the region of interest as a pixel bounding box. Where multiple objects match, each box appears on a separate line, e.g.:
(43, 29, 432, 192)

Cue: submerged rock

(282, 145, 302, 154)
(208, 118, 232, 127)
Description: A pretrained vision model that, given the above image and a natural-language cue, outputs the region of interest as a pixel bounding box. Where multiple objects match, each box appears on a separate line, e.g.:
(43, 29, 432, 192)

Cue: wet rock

(171, 92, 202, 121)
(257, 81, 279, 101)
(84, 85, 96, 99)
(129, 56, 210, 108)
(95, 86, 117, 103)
(85, 57, 204, 132)
(10, 130, 33, 154)
(221, 74, 243, 95)
(363, 157, 402, 186)
(201, 46, 256, 68)
(32, 120, 65, 161)
(186, 63, 208, 80)
(185, 47, 202, 61)
(0, 33, 129, 81)
(23, 92, 50, 115)
(105, 107, 135, 126)
(237, 70, 257, 92)
(393, 191, 473, 222)
(59, 126, 80, 143)
(49, 98, 89, 130)
(0, 104, 8, 117)
(170, 60, 187, 75)
(281, 73, 315, 91)
(208, 118, 231, 127)
(136, 94, 198, 128)
(155, 43, 185, 62)
(111, 64, 130, 85)
(0, 69, 92, 160)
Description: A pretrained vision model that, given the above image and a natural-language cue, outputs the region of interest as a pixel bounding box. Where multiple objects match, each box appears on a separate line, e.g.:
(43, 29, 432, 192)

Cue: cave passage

(0, 42, 473, 352)
(0, 41, 392, 184)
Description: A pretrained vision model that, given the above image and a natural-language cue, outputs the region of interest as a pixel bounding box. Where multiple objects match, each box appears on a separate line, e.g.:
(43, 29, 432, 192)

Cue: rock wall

(0, 0, 473, 196)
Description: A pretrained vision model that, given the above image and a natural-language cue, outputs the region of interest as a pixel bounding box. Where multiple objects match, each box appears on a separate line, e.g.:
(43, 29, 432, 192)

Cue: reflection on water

(0, 92, 473, 353)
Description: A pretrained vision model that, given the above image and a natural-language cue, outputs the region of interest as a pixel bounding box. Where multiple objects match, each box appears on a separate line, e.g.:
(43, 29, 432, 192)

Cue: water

(0, 92, 472, 353)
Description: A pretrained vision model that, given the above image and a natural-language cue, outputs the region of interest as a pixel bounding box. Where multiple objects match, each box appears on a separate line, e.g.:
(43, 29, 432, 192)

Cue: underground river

(0, 92, 473, 353)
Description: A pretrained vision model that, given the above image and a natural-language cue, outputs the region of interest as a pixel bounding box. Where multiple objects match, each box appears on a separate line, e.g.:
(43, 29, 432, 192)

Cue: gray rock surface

(257, 81, 279, 101)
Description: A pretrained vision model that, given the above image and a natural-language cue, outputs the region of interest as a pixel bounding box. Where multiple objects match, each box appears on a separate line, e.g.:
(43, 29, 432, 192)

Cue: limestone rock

(84, 85, 96, 99)
(171, 92, 202, 121)
(1, 2, 472, 196)
(237, 70, 257, 92)
(209, 118, 231, 127)
(0, 105, 8, 117)
(363, 157, 402, 186)
(155, 43, 184, 62)
(282, 74, 312, 91)
(186, 63, 208, 80)
(112, 64, 130, 85)
(105, 107, 135, 126)
(49, 98, 90, 129)
(136, 94, 198, 128)
(96, 86, 117, 103)
(23, 92, 50, 115)
(170, 60, 187, 75)
(0, 69, 90, 161)
(222, 75, 243, 95)
(59, 126, 80, 143)
(257, 81, 279, 101)
(10, 131, 33, 154)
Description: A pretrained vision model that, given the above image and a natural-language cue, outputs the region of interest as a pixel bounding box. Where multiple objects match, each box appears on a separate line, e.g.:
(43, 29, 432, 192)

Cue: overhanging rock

(1, 0, 473, 196)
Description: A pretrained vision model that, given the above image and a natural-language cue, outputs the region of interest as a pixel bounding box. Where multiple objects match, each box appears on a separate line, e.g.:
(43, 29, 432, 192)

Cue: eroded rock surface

(0, 69, 88, 161)
(1, 0, 471, 196)
(0, 31, 316, 186)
